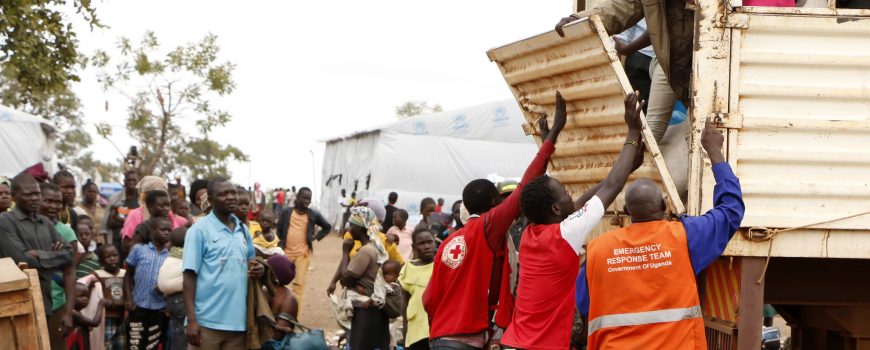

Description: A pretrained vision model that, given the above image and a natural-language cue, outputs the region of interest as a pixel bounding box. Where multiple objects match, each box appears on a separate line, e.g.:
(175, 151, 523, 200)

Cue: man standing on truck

(555, 0, 692, 142)
(576, 118, 745, 349)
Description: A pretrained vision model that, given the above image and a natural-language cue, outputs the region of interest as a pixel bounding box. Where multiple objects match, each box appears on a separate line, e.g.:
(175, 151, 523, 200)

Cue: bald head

(624, 178, 665, 222)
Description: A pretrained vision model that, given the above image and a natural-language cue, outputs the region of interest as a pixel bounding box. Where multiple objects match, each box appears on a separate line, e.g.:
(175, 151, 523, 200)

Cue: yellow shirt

(284, 214, 309, 257)
(399, 261, 434, 345)
(248, 221, 263, 237)
(342, 232, 405, 264)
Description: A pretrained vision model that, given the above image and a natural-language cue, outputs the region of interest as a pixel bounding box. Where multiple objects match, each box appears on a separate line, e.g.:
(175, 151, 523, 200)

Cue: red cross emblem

(441, 236, 467, 269)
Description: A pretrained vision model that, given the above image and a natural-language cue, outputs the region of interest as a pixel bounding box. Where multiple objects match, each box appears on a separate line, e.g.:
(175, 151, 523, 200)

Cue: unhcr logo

(492, 106, 509, 127)
(413, 120, 428, 135)
(451, 114, 469, 134)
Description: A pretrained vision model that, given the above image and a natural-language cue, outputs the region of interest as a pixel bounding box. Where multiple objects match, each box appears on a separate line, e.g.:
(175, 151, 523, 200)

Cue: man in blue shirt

(576, 118, 745, 340)
(183, 178, 264, 349)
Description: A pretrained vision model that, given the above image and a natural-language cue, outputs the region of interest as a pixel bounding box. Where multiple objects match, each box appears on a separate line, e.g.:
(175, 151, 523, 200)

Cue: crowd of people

(0, 88, 744, 350)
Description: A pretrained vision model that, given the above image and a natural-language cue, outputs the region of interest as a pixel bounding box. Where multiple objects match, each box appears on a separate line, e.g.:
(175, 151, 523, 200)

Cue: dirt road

(296, 232, 344, 341)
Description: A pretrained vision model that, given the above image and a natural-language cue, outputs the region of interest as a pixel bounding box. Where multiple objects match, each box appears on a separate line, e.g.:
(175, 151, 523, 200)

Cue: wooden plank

(25, 269, 49, 350)
(0, 299, 32, 318)
(12, 314, 38, 350)
(588, 15, 686, 215)
(0, 259, 30, 293)
(0, 317, 17, 349)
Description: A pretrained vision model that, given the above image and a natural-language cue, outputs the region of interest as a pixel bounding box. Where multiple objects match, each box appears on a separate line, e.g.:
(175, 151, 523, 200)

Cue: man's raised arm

(485, 92, 568, 242)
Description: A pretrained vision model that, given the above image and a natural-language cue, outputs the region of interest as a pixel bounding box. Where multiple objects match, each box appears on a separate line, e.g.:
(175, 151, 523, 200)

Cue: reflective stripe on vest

(588, 305, 702, 334)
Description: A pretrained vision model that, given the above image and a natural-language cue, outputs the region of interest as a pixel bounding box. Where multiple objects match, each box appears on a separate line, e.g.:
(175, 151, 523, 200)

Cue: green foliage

(0, 0, 101, 105)
(93, 32, 245, 178)
(396, 101, 443, 119)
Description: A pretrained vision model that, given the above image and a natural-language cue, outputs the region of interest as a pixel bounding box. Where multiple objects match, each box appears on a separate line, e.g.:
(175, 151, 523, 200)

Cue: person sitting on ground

(576, 118, 745, 349)
(68, 282, 105, 350)
(91, 245, 126, 350)
(253, 211, 283, 257)
(423, 91, 566, 350)
(387, 209, 413, 261)
(158, 227, 188, 350)
(262, 255, 299, 345)
(501, 92, 647, 349)
(125, 217, 172, 349)
(400, 228, 437, 350)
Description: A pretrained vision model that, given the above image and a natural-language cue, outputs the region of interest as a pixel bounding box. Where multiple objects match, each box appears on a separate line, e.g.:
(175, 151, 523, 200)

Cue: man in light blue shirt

(183, 178, 263, 349)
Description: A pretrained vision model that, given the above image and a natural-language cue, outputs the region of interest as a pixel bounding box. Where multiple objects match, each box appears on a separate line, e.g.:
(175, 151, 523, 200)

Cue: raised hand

(702, 117, 725, 164)
(544, 91, 568, 144)
(537, 113, 550, 143)
(623, 91, 645, 132)
(555, 15, 580, 37)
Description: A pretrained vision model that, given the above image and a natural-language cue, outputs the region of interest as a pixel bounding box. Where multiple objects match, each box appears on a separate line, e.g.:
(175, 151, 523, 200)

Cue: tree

(0, 64, 118, 179)
(395, 100, 443, 119)
(92, 31, 248, 178)
(0, 0, 101, 105)
(1, 1, 108, 178)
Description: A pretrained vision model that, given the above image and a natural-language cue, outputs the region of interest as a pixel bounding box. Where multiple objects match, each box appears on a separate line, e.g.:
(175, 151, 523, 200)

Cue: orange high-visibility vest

(586, 221, 706, 350)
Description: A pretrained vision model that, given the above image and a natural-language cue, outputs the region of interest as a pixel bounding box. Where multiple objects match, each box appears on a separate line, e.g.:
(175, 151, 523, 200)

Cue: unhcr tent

(0, 105, 58, 177)
(320, 100, 537, 228)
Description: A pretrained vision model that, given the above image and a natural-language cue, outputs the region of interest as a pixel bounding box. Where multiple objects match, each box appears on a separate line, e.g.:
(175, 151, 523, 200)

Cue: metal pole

(310, 149, 316, 207)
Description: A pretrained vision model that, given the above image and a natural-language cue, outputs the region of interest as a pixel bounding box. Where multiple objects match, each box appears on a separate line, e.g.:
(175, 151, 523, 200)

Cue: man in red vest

(577, 118, 745, 349)
(501, 92, 646, 350)
(423, 92, 568, 350)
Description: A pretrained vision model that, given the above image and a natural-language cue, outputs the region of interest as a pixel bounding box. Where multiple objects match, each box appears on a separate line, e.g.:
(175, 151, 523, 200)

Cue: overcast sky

(71, 0, 569, 192)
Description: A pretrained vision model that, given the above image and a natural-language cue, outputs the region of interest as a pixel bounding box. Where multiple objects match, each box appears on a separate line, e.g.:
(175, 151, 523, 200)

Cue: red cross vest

(586, 221, 706, 350)
(422, 214, 514, 340)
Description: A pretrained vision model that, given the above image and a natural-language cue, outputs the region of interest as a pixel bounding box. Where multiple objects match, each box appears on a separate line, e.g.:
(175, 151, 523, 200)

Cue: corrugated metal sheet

(729, 15, 870, 231)
(487, 16, 684, 214)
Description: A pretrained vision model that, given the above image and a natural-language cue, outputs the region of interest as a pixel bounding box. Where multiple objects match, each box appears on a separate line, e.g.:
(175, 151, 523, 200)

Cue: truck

(487, 1, 870, 349)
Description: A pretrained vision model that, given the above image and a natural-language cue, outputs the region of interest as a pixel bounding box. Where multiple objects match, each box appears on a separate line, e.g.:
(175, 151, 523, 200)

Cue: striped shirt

(126, 242, 169, 310)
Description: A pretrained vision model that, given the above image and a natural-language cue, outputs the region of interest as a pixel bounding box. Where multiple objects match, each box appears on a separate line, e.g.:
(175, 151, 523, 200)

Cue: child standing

(124, 217, 171, 350)
(68, 283, 105, 350)
(75, 215, 102, 278)
(399, 228, 437, 350)
(92, 245, 127, 350)
(158, 227, 187, 350)
(386, 209, 413, 261)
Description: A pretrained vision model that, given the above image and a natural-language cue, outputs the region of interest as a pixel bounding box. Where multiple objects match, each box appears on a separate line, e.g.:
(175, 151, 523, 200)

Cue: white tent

(0, 105, 58, 177)
(320, 100, 537, 228)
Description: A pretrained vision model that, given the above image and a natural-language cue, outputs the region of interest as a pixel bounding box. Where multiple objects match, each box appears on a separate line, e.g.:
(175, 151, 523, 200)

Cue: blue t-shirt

(126, 242, 170, 310)
(576, 162, 745, 315)
(182, 212, 255, 331)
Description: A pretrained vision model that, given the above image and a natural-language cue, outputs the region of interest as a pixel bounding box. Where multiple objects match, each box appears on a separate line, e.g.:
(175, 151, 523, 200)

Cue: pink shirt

(387, 225, 414, 261)
(120, 207, 188, 239)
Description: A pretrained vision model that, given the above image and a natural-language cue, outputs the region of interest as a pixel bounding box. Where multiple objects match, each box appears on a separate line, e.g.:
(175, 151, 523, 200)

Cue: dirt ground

(296, 232, 345, 343)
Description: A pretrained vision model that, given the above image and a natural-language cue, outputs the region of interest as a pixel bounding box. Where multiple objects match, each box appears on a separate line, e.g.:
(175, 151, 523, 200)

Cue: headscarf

(348, 206, 387, 264)
(137, 176, 168, 220)
(359, 198, 386, 223)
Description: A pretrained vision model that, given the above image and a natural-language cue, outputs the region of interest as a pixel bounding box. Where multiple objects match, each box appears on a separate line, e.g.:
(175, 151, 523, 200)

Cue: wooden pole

(737, 257, 765, 350)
